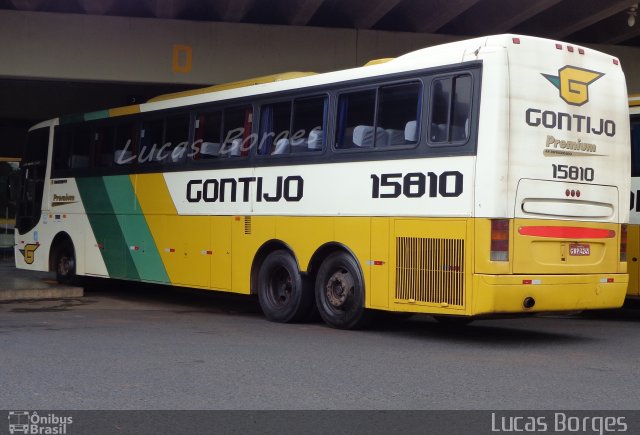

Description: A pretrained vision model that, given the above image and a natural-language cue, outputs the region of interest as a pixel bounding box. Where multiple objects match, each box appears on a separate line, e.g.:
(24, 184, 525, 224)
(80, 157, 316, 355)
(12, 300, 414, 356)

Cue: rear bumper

(471, 273, 628, 316)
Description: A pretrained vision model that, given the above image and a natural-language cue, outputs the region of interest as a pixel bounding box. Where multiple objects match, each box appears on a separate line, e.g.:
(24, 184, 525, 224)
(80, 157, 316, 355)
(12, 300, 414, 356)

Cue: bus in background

(15, 35, 630, 329)
(627, 94, 640, 297)
(0, 157, 20, 256)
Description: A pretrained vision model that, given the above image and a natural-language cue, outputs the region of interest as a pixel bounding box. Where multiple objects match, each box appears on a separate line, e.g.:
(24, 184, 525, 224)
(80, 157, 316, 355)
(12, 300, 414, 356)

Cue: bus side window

(292, 96, 327, 152)
(429, 75, 472, 144)
(70, 125, 92, 169)
(451, 76, 472, 141)
(377, 82, 421, 146)
(221, 106, 251, 158)
(259, 101, 291, 156)
(430, 78, 452, 142)
(335, 90, 376, 149)
(139, 118, 164, 164)
(194, 110, 222, 160)
(93, 125, 115, 168)
(164, 114, 190, 164)
(114, 122, 137, 165)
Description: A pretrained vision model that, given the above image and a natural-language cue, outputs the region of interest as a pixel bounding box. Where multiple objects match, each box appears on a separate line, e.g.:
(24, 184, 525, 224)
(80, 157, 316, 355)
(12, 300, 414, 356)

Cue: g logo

(19, 244, 39, 265)
(543, 66, 604, 107)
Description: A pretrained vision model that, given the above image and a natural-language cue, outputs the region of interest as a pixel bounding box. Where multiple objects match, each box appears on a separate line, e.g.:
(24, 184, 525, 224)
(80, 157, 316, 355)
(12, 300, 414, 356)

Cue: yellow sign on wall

(172, 44, 193, 73)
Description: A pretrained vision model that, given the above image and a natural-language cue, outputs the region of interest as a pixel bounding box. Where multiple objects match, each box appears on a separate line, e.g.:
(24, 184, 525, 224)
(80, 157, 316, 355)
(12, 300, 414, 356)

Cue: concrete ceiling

(2, 0, 640, 47)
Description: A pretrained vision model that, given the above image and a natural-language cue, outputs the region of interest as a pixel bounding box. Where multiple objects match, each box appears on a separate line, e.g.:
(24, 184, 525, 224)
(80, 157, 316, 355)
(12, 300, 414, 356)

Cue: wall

(0, 10, 457, 86)
(1, 10, 638, 92)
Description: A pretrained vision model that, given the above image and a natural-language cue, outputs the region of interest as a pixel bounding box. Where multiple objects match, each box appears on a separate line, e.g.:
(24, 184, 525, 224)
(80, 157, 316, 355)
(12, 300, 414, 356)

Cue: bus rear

(473, 36, 629, 315)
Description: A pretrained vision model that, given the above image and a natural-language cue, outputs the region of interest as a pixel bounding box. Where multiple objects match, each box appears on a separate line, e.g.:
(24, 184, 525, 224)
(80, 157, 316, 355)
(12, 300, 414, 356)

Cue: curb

(0, 286, 84, 302)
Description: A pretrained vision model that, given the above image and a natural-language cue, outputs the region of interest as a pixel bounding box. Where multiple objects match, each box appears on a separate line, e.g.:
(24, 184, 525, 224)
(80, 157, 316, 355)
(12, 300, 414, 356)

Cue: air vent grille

(395, 237, 465, 307)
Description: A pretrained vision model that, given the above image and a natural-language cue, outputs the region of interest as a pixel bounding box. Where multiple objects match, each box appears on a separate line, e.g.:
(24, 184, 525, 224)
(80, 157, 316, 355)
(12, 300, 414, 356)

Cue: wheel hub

(271, 268, 292, 305)
(326, 270, 354, 308)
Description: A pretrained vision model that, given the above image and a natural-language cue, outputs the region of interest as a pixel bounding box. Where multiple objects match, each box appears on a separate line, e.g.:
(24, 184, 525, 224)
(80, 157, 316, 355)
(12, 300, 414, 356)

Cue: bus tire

(315, 252, 371, 329)
(257, 250, 313, 323)
(54, 241, 76, 284)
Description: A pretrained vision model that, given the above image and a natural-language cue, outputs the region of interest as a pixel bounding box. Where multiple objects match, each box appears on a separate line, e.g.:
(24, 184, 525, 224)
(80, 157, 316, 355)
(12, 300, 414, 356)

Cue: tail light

(620, 224, 627, 262)
(490, 219, 510, 261)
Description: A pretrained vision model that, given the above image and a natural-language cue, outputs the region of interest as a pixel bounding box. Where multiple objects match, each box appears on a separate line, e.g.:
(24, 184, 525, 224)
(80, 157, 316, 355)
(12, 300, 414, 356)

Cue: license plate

(569, 243, 590, 256)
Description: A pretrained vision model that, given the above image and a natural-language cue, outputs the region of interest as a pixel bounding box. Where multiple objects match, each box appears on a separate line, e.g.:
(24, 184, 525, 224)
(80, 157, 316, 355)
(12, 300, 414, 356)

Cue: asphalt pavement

(2, 267, 640, 411)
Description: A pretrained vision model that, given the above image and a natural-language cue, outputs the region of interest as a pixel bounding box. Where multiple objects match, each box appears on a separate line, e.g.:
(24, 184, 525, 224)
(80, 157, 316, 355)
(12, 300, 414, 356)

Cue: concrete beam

(80, 0, 117, 15)
(209, 0, 255, 22)
(288, 0, 325, 26)
(148, 0, 180, 19)
(410, 0, 481, 33)
(447, 0, 563, 34)
(10, 0, 44, 11)
(552, 0, 632, 38)
(516, 0, 632, 39)
(353, 0, 402, 29)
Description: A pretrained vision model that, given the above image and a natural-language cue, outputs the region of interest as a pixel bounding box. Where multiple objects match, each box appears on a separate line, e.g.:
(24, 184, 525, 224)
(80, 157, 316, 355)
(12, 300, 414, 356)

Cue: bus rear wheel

(315, 252, 371, 329)
(257, 250, 313, 323)
(54, 241, 76, 284)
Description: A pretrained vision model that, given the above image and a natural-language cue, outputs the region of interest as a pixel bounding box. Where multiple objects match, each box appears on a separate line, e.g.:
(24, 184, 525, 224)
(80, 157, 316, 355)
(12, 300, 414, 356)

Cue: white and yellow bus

(15, 35, 630, 328)
(627, 94, 640, 297)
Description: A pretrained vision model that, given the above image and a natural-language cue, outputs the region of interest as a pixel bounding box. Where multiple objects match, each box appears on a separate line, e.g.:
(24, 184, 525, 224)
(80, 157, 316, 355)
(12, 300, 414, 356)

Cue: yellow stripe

(109, 104, 140, 117)
(147, 72, 317, 103)
(364, 58, 394, 66)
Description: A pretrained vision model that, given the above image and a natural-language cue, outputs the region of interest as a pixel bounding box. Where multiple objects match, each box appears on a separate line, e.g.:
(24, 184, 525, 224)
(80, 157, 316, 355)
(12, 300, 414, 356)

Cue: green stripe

(84, 110, 110, 121)
(59, 114, 84, 125)
(76, 177, 138, 280)
(102, 176, 170, 284)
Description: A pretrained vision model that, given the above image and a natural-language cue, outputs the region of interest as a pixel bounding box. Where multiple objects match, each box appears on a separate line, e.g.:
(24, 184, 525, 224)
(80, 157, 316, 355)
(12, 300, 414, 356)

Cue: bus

(14, 34, 630, 329)
(0, 157, 19, 255)
(628, 94, 640, 297)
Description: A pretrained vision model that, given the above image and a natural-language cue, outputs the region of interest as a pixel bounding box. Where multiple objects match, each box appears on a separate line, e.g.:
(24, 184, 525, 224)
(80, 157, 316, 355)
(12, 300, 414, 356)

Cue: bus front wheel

(54, 241, 76, 284)
(257, 250, 313, 323)
(315, 252, 371, 329)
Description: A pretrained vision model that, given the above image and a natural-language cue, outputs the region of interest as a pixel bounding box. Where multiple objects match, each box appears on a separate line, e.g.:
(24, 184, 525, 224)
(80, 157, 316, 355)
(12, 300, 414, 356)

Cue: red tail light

(620, 224, 627, 262)
(491, 219, 509, 261)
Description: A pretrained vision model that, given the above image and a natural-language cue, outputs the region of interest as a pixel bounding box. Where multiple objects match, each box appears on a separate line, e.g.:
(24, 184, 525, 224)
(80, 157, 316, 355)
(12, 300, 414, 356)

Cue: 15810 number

(552, 164, 594, 182)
